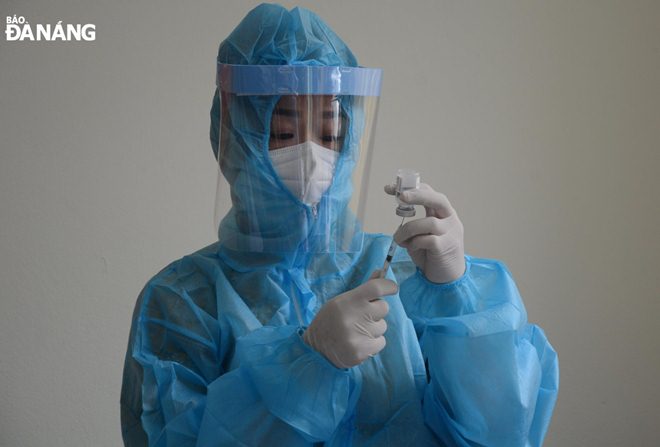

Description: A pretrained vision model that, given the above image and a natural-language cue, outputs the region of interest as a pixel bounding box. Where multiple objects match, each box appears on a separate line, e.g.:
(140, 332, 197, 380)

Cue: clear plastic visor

(213, 64, 381, 254)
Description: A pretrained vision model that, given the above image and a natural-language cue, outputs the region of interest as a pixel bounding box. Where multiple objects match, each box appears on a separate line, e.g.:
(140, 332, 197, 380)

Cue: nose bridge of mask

(269, 140, 339, 205)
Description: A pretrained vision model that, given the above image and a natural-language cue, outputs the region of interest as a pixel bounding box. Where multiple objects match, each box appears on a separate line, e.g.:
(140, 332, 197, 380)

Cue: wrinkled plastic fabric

(121, 4, 558, 446)
(398, 256, 559, 446)
(120, 242, 559, 446)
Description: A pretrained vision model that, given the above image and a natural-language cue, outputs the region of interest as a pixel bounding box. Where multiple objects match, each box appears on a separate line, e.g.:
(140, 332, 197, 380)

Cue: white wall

(1, 1, 658, 446)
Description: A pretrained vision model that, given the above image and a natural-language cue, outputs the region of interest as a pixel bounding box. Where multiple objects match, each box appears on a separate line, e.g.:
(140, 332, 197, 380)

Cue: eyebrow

(273, 108, 339, 119)
(273, 108, 299, 117)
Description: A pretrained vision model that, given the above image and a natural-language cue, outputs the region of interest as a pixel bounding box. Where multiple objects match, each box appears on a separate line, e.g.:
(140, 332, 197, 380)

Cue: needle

(380, 216, 405, 278)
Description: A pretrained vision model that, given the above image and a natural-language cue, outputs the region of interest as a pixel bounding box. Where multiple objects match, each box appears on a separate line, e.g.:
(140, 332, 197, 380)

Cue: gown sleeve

(394, 254, 559, 447)
(120, 258, 361, 447)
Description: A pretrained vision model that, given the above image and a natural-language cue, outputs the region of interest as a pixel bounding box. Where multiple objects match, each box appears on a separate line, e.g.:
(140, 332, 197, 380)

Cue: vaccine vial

(395, 169, 420, 217)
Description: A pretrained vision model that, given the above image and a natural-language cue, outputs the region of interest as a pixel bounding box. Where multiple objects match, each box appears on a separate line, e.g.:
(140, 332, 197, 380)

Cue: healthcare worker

(120, 4, 558, 446)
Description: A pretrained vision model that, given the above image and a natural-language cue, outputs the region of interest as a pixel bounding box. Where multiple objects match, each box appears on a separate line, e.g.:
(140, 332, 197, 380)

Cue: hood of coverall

(210, 3, 379, 269)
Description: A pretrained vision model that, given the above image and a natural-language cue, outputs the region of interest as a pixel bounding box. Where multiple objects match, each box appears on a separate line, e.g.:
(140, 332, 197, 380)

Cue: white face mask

(269, 140, 340, 206)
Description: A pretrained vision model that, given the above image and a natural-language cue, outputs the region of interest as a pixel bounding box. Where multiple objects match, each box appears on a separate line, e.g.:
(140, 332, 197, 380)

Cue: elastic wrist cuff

(417, 255, 471, 290)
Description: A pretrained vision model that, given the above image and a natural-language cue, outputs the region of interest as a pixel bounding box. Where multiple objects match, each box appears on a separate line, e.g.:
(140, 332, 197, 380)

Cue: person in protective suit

(120, 4, 559, 446)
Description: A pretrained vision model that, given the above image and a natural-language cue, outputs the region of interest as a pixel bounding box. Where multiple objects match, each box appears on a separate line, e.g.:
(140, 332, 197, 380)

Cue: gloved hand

(303, 277, 397, 369)
(385, 183, 466, 284)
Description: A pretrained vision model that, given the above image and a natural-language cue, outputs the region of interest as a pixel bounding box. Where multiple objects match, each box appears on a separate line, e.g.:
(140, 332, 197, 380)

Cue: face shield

(213, 64, 382, 255)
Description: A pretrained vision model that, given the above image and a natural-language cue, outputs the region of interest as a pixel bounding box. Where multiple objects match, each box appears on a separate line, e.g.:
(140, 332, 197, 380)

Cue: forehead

(274, 95, 339, 110)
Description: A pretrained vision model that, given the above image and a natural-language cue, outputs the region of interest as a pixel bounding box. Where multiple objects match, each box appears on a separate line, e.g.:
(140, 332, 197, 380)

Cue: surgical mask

(269, 140, 340, 205)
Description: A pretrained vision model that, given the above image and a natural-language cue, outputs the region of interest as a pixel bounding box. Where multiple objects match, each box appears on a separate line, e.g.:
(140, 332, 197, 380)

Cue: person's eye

(271, 132, 295, 140)
(321, 135, 342, 143)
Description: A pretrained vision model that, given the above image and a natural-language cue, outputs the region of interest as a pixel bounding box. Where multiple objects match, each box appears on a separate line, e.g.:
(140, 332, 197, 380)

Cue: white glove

(303, 277, 396, 369)
(385, 183, 466, 284)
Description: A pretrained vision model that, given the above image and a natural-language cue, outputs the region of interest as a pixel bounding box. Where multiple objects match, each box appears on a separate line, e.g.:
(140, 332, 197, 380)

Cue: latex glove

(385, 183, 465, 284)
(303, 277, 396, 369)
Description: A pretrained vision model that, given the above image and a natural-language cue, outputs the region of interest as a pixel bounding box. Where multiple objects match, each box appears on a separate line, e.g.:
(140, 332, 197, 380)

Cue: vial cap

(396, 206, 416, 217)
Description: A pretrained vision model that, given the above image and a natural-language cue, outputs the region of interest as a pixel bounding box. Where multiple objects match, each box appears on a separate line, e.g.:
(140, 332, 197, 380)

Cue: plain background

(1, 0, 658, 446)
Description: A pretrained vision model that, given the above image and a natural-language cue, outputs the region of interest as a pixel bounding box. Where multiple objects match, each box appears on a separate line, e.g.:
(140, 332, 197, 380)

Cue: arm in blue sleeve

(397, 255, 559, 447)
(198, 326, 361, 446)
(121, 264, 360, 447)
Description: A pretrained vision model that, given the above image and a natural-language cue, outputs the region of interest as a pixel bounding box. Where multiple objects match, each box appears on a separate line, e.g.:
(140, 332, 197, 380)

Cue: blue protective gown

(120, 241, 559, 446)
(120, 4, 558, 446)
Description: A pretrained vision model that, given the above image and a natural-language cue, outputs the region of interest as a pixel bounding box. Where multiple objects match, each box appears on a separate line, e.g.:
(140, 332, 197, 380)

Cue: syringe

(379, 169, 420, 278)
(380, 216, 405, 278)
